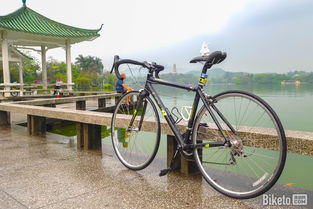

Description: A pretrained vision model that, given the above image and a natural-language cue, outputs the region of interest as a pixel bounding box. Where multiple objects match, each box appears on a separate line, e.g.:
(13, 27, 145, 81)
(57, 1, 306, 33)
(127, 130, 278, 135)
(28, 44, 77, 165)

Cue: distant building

(281, 80, 301, 86)
(172, 64, 177, 74)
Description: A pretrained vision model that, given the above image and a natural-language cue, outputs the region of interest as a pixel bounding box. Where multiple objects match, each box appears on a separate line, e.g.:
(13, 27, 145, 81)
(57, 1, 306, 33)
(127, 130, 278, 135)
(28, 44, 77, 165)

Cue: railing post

(27, 115, 32, 135)
(115, 96, 120, 105)
(76, 100, 86, 110)
(27, 115, 46, 136)
(0, 111, 10, 126)
(180, 154, 200, 176)
(167, 135, 200, 176)
(167, 135, 181, 170)
(88, 124, 101, 149)
(76, 123, 101, 150)
(44, 104, 56, 108)
(76, 123, 87, 149)
(98, 98, 106, 109)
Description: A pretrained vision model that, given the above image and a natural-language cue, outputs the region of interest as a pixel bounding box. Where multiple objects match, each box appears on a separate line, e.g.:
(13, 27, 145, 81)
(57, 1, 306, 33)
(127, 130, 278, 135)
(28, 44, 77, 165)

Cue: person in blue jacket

(115, 73, 132, 103)
(116, 73, 132, 93)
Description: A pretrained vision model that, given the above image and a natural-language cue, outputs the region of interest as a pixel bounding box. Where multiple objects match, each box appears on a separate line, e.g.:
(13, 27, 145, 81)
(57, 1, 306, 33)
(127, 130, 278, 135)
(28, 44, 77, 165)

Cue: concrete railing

(0, 103, 178, 135)
(0, 100, 312, 155)
(13, 93, 121, 106)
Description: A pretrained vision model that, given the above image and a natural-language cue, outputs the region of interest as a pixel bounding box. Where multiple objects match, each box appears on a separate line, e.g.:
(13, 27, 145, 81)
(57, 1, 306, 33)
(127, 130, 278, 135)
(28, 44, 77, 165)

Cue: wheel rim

(193, 92, 286, 197)
(111, 92, 160, 170)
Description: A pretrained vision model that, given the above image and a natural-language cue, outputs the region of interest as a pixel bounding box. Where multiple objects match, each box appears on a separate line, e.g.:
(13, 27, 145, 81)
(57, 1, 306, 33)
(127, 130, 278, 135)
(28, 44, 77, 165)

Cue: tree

(46, 58, 79, 84)
(75, 55, 104, 89)
(22, 58, 40, 84)
(75, 74, 92, 90)
(103, 72, 117, 91)
(75, 55, 104, 74)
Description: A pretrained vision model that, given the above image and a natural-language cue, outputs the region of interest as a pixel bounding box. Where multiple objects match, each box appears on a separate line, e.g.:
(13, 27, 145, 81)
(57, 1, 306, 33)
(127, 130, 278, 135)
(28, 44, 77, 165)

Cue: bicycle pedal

(159, 168, 171, 176)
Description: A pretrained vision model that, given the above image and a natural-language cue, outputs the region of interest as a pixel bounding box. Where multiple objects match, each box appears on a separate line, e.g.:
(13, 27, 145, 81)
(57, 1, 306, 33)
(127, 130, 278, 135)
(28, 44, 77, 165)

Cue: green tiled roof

(0, 6, 102, 38)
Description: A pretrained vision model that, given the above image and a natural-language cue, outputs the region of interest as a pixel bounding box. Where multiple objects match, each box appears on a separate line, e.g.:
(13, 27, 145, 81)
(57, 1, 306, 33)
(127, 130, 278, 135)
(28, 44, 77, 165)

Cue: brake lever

(155, 71, 160, 78)
(110, 65, 114, 74)
(110, 55, 120, 74)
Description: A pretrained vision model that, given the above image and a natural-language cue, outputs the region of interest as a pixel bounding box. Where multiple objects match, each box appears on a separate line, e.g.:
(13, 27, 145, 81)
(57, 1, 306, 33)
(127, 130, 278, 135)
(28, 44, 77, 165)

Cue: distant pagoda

(172, 64, 177, 74)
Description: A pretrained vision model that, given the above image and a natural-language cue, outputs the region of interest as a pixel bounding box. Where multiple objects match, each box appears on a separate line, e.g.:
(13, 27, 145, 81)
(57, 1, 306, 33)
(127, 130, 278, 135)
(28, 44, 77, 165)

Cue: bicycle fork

(127, 90, 149, 132)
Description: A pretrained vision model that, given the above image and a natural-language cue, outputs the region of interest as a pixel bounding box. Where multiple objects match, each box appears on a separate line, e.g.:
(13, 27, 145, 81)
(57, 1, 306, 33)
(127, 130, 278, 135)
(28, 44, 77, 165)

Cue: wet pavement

(0, 113, 312, 209)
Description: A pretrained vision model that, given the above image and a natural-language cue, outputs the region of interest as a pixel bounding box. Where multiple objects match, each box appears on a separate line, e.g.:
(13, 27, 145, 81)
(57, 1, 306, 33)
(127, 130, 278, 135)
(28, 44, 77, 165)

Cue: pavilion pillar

(1, 30, 11, 96)
(41, 45, 47, 90)
(18, 58, 24, 96)
(65, 40, 73, 91)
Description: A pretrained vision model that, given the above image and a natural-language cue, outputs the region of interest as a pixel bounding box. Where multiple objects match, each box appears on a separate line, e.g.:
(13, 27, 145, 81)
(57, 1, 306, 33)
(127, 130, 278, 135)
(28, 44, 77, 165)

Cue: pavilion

(0, 46, 32, 95)
(0, 0, 102, 96)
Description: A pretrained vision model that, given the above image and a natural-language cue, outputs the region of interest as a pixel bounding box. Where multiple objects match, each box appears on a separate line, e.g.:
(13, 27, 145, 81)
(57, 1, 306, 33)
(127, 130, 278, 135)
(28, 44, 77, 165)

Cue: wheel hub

(230, 135, 244, 156)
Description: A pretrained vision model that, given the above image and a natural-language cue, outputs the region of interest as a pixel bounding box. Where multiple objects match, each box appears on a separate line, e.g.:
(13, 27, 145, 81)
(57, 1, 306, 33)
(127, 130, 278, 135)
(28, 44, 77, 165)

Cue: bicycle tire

(111, 91, 161, 170)
(10, 92, 18, 97)
(192, 90, 287, 199)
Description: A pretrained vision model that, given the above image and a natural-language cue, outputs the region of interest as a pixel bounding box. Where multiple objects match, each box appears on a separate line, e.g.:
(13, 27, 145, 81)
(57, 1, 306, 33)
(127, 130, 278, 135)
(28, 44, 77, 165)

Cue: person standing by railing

(53, 78, 63, 96)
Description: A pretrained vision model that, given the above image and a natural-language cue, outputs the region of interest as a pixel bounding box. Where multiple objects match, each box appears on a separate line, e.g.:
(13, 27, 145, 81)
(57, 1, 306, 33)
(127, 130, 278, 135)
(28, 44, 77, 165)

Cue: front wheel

(192, 90, 287, 199)
(111, 91, 161, 170)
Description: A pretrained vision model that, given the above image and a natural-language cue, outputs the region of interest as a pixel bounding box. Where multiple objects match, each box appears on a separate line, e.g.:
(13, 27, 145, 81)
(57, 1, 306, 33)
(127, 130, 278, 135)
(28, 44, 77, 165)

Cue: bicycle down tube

(141, 76, 230, 149)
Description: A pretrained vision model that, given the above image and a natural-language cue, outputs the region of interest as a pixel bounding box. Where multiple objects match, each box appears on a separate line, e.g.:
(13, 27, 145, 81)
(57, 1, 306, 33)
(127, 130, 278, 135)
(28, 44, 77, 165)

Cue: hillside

(187, 68, 226, 78)
(160, 70, 313, 85)
(126, 69, 313, 86)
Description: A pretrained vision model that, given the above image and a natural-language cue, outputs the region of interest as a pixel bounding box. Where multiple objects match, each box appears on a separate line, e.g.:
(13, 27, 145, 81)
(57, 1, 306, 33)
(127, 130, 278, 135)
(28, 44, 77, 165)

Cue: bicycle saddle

(190, 51, 227, 65)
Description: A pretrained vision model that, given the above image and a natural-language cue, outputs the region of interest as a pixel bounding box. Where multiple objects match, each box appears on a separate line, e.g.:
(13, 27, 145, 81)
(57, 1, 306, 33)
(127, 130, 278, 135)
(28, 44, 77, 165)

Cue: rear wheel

(111, 91, 161, 170)
(192, 90, 286, 199)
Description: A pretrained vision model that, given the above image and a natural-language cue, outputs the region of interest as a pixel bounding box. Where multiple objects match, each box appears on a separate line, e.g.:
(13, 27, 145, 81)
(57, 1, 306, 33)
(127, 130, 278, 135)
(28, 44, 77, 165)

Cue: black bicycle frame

(137, 74, 234, 150)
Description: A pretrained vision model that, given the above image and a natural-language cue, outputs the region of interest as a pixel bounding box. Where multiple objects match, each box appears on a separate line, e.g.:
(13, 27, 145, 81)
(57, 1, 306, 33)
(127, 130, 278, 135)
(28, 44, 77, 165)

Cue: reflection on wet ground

(1, 108, 312, 208)
(0, 123, 312, 209)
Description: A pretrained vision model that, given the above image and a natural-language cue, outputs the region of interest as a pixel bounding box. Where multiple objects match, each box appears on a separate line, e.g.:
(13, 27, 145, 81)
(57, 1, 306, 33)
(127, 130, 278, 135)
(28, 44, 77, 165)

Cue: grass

(49, 123, 111, 138)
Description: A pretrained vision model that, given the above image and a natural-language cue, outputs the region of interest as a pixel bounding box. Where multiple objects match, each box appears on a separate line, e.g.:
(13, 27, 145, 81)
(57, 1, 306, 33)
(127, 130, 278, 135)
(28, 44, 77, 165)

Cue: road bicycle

(110, 51, 287, 199)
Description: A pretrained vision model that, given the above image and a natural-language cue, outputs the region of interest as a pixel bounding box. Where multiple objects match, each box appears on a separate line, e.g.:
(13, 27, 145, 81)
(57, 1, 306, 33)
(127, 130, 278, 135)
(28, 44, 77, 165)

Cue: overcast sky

(1, 0, 312, 73)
